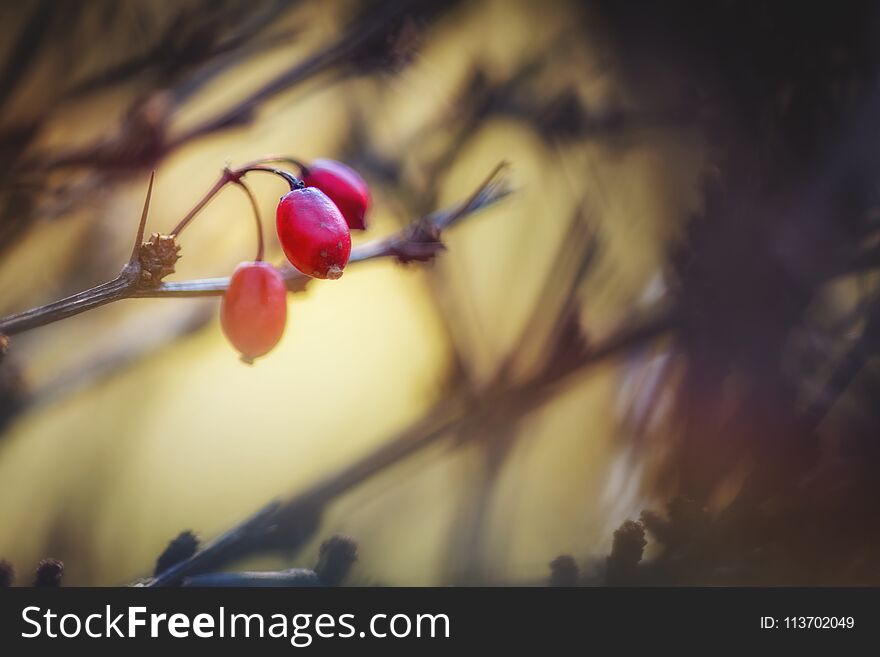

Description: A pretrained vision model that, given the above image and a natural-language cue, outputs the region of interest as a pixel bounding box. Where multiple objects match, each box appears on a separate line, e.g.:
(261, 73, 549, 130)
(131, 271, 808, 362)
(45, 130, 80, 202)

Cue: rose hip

(302, 159, 371, 231)
(221, 261, 287, 360)
(276, 187, 352, 279)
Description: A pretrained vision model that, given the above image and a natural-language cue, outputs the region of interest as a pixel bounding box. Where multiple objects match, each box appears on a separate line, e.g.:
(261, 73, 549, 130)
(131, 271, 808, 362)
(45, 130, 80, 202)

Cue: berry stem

(238, 155, 309, 176)
(237, 165, 302, 191)
(169, 174, 229, 238)
(233, 179, 265, 262)
(170, 162, 302, 238)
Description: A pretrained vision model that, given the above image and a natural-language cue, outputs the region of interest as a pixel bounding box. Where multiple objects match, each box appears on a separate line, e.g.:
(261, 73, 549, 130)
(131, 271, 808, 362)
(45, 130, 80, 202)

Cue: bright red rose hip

(221, 261, 287, 360)
(302, 159, 370, 230)
(276, 187, 352, 279)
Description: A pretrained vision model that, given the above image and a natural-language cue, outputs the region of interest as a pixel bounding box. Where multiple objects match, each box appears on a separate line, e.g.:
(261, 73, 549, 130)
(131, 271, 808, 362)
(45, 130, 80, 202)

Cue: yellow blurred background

(0, 0, 703, 585)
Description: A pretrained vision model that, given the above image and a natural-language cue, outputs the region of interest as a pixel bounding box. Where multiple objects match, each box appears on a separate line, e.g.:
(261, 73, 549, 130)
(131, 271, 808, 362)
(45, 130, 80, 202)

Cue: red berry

(221, 261, 287, 360)
(302, 159, 371, 230)
(276, 187, 352, 279)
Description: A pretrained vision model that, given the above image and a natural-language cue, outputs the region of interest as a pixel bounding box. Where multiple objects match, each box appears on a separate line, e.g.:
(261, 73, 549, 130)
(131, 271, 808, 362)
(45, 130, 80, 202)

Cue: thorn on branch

(131, 171, 182, 286)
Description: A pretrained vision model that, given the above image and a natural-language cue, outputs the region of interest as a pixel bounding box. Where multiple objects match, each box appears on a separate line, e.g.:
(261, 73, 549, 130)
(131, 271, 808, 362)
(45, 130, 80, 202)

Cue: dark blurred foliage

(314, 535, 358, 586)
(154, 530, 200, 576)
(0, 559, 13, 587)
(33, 558, 64, 587)
(548, 555, 579, 587)
(584, 0, 880, 585)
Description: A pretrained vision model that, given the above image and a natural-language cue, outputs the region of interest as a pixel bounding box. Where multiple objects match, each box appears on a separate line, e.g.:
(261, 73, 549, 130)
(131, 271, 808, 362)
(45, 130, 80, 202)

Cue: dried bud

(548, 555, 580, 587)
(0, 559, 14, 587)
(0, 334, 8, 364)
(315, 535, 358, 586)
(34, 558, 63, 587)
(155, 530, 199, 576)
(394, 220, 445, 264)
(138, 233, 181, 286)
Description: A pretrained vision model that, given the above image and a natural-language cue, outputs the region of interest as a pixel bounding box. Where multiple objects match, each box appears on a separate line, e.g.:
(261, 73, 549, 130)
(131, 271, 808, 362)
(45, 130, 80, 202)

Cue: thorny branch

(1, 0, 452, 256)
(0, 163, 511, 338)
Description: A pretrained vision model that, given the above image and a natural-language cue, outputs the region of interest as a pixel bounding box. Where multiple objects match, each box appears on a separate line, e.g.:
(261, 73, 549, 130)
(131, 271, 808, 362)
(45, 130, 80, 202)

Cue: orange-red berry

(221, 261, 287, 360)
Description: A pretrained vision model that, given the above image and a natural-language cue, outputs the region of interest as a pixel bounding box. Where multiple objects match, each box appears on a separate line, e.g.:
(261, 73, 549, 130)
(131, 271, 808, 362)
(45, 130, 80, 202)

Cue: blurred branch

(800, 295, 880, 428)
(67, 0, 295, 100)
(0, 164, 511, 337)
(181, 569, 321, 587)
(142, 300, 672, 586)
(30, 0, 442, 175)
(1, 1, 451, 255)
(0, 0, 55, 107)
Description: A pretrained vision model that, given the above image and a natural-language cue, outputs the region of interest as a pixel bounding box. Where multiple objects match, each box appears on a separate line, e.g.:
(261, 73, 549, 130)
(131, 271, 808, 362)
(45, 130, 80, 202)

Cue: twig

(0, 0, 54, 107)
(145, 501, 282, 587)
(0, 166, 510, 336)
(32, 1, 431, 176)
(0, 172, 154, 336)
(181, 569, 321, 587)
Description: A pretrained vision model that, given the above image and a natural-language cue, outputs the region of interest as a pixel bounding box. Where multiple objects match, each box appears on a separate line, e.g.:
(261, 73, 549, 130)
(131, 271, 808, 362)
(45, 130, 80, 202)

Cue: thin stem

(238, 155, 308, 174)
(233, 179, 265, 262)
(238, 165, 301, 191)
(169, 173, 230, 237)
(169, 163, 300, 238)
